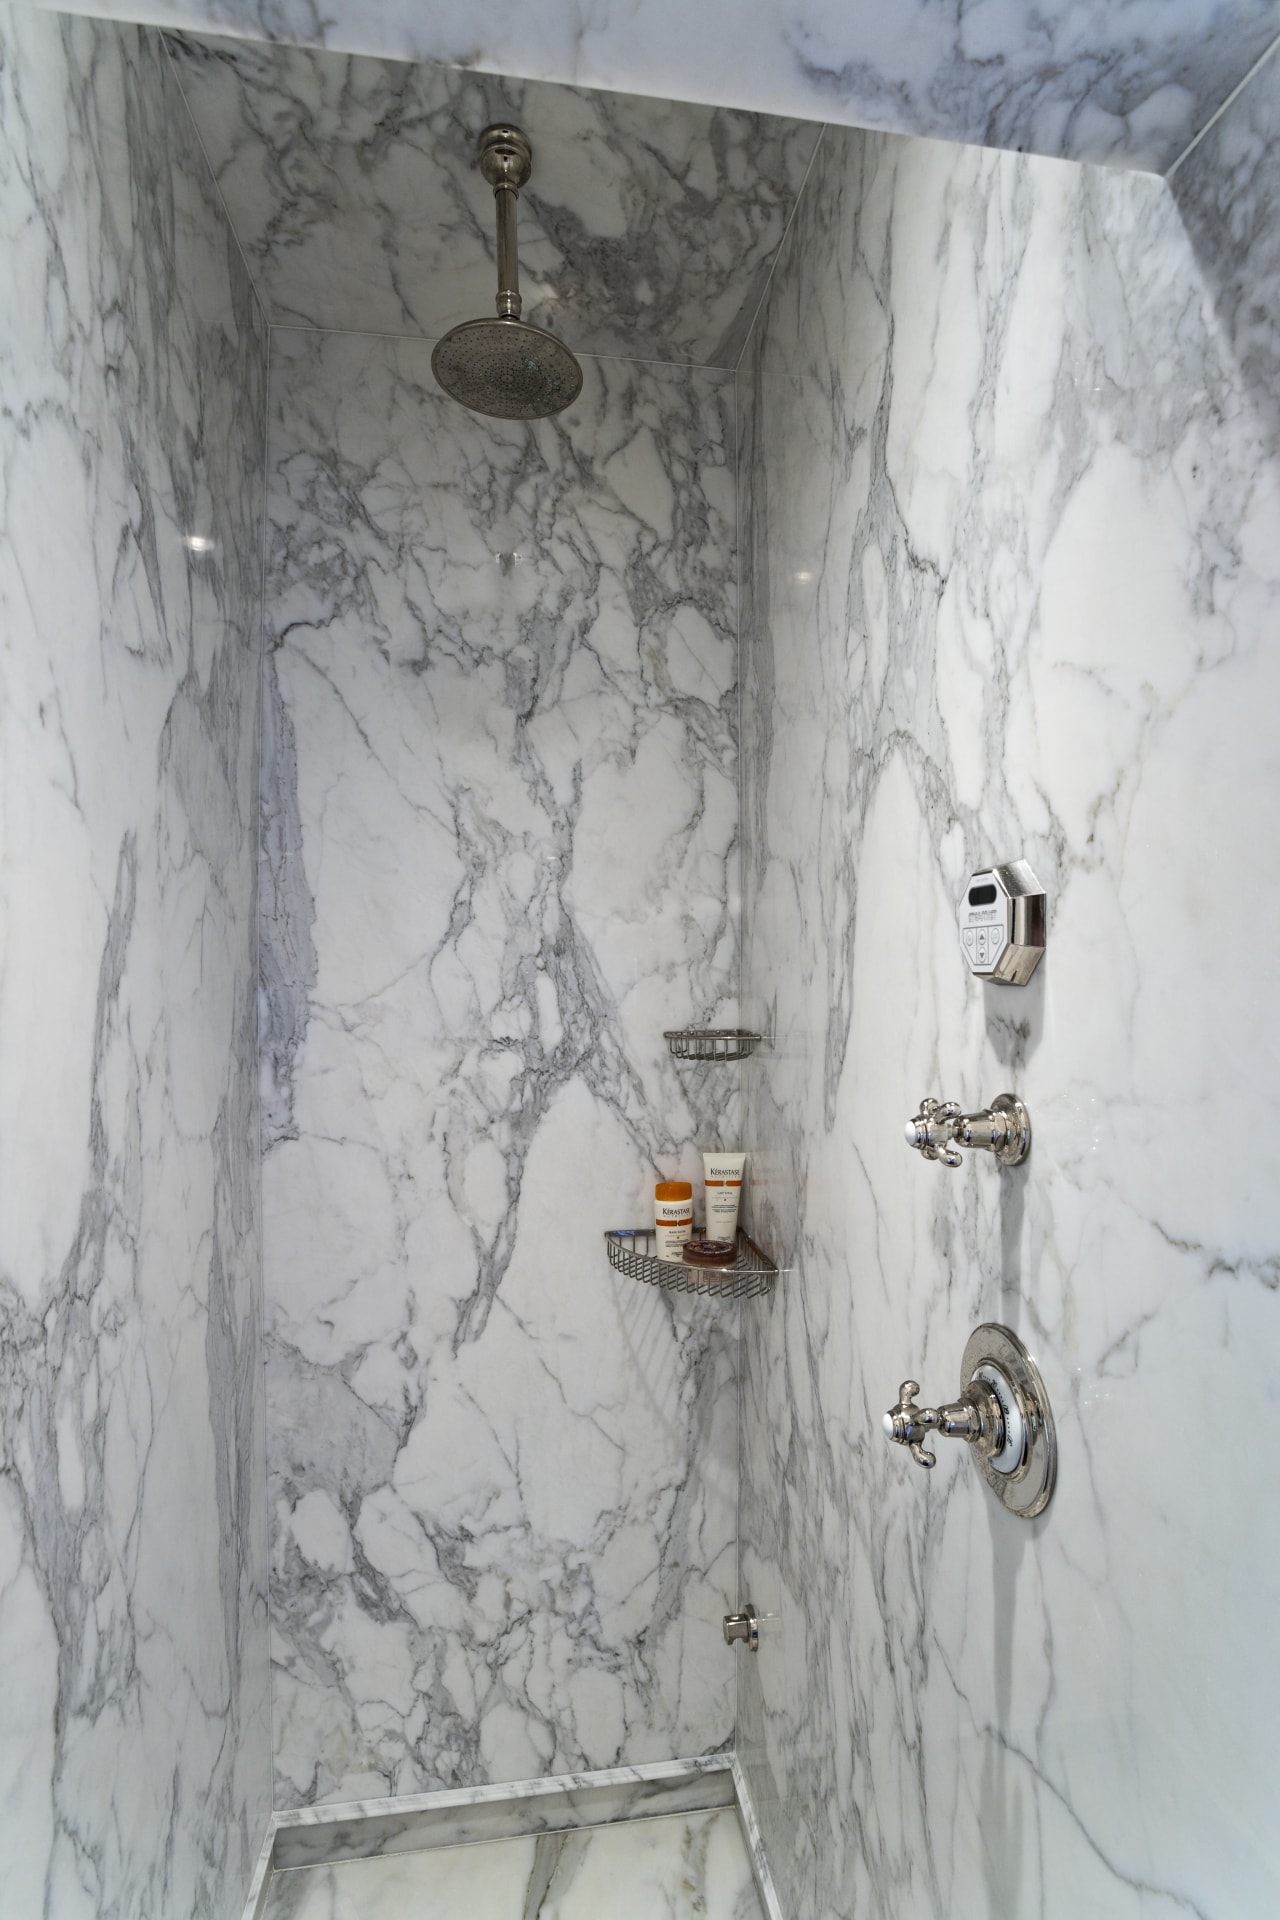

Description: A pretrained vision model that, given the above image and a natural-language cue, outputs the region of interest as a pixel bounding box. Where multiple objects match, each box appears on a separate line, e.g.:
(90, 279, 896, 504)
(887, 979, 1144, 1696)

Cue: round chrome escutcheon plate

(961, 1322, 1057, 1519)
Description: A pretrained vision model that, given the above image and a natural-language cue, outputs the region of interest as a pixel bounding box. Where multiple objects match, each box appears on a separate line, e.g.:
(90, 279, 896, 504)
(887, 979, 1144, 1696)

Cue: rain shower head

(431, 316, 583, 420)
(431, 125, 583, 421)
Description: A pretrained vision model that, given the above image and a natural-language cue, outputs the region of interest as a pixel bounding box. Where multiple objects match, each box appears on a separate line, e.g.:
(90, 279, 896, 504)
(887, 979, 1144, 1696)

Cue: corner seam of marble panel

(1166, 30, 1280, 179)
(731, 1755, 785, 1920)
(256, 318, 277, 1821)
(239, 1815, 280, 1920)
(159, 26, 271, 327)
(730, 125, 827, 375)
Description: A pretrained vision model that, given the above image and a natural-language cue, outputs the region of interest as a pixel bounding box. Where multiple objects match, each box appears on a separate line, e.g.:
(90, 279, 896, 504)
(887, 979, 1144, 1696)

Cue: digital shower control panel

(958, 860, 1047, 986)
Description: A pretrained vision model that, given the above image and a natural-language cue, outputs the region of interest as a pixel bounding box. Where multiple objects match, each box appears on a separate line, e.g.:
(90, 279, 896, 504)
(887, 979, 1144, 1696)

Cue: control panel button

(957, 862, 1047, 987)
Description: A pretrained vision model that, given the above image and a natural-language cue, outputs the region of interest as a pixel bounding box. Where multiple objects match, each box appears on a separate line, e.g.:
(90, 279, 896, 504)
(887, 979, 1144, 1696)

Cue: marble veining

(736, 104, 1280, 1920)
(162, 31, 819, 367)
(271, 1757, 736, 1870)
(262, 327, 741, 1805)
(23, 0, 1280, 173)
(0, 8, 269, 1917)
(261, 1807, 764, 1920)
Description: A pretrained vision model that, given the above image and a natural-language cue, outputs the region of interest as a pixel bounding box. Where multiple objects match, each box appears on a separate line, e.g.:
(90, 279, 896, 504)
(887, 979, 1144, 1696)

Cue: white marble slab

(20, 0, 1280, 172)
(271, 1757, 735, 1870)
(262, 1807, 763, 1920)
(163, 31, 819, 366)
(736, 96, 1280, 1920)
(0, 7, 269, 1916)
(262, 326, 741, 1805)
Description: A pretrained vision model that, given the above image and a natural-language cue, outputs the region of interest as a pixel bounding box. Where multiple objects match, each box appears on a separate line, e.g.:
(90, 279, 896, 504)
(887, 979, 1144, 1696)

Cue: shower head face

(431, 316, 583, 421)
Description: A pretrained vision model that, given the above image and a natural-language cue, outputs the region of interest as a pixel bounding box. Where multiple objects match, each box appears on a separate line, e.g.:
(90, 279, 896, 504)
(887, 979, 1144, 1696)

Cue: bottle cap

(655, 1180, 693, 1200)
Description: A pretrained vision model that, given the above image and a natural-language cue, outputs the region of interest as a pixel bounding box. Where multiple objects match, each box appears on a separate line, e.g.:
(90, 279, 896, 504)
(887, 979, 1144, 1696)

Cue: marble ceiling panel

(26, 0, 1280, 174)
(164, 31, 821, 365)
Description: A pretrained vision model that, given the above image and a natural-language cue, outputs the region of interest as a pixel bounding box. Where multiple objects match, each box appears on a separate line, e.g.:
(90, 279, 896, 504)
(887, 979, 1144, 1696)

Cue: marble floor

(260, 1808, 765, 1919)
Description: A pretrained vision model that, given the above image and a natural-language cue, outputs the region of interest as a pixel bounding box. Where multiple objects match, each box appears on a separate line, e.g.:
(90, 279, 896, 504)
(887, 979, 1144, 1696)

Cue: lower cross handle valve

(904, 1092, 1031, 1168)
(883, 1377, 993, 1470)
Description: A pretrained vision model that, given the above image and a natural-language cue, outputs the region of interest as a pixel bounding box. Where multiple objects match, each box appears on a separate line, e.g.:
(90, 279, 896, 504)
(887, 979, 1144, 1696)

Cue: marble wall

(163, 31, 819, 368)
(735, 106, 1280, 1920)
(262, 327, 741, 1805)
(22, 0, 1280, 173)
(0, 9, 269, 1918)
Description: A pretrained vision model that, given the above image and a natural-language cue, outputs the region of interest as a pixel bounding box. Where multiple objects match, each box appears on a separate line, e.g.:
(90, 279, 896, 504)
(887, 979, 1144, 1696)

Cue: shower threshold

(260, 1805, 762, 1918)
(242, 1756, 781, 1920)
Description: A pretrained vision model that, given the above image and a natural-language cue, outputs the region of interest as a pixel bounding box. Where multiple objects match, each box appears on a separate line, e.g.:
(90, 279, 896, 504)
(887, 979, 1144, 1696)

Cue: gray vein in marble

(260, 632, 318, 1148)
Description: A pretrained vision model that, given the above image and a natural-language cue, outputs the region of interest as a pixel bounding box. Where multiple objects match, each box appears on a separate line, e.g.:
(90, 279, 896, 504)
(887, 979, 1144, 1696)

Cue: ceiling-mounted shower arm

(431, 122, 581, 420)
(478, 124, 532, 322)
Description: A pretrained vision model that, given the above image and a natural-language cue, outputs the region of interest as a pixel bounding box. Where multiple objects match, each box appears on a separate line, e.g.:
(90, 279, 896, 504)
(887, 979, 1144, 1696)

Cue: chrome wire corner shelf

(605, 1228, 778, 1300)
(663, 1028, 763, 1063)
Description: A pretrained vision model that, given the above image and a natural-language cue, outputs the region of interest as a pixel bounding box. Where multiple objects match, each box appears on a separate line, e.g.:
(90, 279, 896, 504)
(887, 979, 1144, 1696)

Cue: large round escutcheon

(961, 1322, 1056, 1519)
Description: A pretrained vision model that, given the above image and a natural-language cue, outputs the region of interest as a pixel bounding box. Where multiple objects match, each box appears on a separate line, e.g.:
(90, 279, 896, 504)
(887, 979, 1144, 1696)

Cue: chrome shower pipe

(478, 125, 532, 321)
(495, 190, 520, 318)
(431, 121, 582, 420)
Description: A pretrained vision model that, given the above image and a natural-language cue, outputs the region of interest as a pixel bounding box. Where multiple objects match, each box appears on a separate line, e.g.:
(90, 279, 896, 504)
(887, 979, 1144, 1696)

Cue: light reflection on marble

(271, 1757, 735, 1870)
(163, 31, 819, 366)
(262, 1807, 763, 1920)
(26, 0, 1280, 173)
(0, 7, 269, 1917)
(736, 105, 1280, 1920)
(262, 326, 741, 1805)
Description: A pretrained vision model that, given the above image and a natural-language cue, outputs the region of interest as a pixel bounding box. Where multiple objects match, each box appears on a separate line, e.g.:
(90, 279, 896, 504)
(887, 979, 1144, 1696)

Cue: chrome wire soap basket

(663, 1029, 763, 1063)
(605, 1228, 777, 1300)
